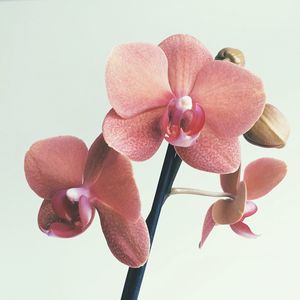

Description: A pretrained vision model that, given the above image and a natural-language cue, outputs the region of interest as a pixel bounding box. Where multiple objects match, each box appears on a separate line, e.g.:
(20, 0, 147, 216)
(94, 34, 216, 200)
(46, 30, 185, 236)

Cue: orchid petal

(159, 34, 212, 97)
(191, 60, 265, 138)
(24, 136, 88, 198)
(175, 126, 240, 174)
(199, 205, 215, 248)
(242, 201, 258, 219)
(243, 158, 287, 200)
(97, 204, 150, 268)
(230, 221, 259, 238)
(212, 181, 247, 225)
(105, 43, 173, 118)
(84, 134, 109, 184)
(103, 108, 164, 161)
(84, 135, 141, 222)
(220, 166, 241, 194)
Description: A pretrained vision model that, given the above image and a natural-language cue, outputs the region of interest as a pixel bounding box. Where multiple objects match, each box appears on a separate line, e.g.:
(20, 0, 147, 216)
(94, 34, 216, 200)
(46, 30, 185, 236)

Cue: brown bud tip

(215, 47, 245, 66)
(244, 104, 290, 148)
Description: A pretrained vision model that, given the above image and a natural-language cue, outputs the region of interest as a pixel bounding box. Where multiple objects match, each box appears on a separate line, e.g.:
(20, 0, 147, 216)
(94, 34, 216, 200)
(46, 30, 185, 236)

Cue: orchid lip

(46, 188, 95, 237)
(161, 96, 205, 147)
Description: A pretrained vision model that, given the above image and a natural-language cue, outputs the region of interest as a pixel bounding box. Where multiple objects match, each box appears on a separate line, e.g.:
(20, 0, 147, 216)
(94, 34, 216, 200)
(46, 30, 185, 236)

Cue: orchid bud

(215, 47, 245, 66)
(244, 104, 290, 148)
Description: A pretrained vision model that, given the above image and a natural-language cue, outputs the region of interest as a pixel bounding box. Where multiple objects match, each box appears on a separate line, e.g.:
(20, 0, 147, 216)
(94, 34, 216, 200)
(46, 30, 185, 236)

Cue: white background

(1, 0, 299, 299)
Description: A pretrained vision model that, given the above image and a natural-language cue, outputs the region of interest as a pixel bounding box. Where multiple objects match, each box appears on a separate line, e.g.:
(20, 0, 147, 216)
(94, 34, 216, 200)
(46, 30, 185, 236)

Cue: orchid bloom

(24, 134, 150, 267)
(103, 34, 266, 173)
(200, 158, 287, 247)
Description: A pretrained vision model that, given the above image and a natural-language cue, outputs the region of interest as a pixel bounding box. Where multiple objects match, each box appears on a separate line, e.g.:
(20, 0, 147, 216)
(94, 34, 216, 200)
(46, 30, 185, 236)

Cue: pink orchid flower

(24, 134, 150, 267)
(200, 158, 287, 247)
(103, 34, 266, 173)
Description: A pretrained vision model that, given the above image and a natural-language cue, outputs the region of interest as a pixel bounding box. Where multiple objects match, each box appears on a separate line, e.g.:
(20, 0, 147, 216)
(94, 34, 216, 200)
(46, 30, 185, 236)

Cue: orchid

(24, 134, 150, 267)
(103, 34, 266, 173)
(200, 158, 287, 247)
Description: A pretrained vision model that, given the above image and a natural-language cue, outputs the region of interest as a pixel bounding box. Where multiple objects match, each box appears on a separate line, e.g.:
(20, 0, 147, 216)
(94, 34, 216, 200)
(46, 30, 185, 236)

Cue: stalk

(120, 144, 182, 300)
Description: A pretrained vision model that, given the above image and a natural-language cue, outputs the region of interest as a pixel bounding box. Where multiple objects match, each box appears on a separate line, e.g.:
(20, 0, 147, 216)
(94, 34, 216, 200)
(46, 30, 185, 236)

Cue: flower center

(161, 96, 205, 147)
(66, 187, 90, 203)
(48, 187, 94, 237)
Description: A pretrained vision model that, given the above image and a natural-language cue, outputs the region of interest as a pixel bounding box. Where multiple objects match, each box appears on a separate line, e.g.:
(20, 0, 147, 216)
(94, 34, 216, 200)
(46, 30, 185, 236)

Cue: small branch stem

(170, 187, 234, 199)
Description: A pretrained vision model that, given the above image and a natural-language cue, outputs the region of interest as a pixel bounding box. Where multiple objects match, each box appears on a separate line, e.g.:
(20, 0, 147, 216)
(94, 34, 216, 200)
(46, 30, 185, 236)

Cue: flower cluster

(24, 34, 289, 269)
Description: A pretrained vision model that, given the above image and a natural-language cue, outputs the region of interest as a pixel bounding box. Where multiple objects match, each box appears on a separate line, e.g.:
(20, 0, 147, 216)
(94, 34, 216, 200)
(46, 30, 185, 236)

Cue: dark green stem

(120, 144, 182, 300)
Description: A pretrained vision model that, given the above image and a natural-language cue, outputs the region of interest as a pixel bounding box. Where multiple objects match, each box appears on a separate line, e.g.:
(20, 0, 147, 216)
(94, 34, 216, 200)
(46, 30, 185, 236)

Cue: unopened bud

(215, 47, 245, 66)
(244, 104, 290, 148)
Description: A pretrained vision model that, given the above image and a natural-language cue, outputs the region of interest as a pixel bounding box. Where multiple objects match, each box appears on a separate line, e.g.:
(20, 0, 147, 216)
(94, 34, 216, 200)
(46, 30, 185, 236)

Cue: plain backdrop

(1, 0, 299, 299)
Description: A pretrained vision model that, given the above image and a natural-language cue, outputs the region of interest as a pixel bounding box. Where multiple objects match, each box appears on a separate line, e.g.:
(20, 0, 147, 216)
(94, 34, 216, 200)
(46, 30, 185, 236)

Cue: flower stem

(120, 144, 182, 300)
(170, 187, 234, 199)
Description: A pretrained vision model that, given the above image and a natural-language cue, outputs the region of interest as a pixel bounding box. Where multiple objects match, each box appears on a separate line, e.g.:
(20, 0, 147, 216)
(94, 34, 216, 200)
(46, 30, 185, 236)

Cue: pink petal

(243, 158, 287, 200)
(84, 135, 141, 222)
(190, 60, 265, 137)
(199, 205, 215, 248)
(230, 221, 259, 238)
(159, 34, 213, 97)
(212, 181, 247, 225)
(220, 166, 241, 194)
(242, 201, 258, 219)
(96, 204, 150, 268)
(105, 43, 174, 118)
(175, 126, 240, 174)
(103, 108, 164, 161)
(24, 136, 88, 198)
(38, 199, 84, 238)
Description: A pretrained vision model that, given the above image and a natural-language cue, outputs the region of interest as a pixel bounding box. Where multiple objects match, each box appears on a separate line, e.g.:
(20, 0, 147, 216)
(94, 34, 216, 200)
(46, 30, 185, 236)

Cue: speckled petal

(24, 136, 88, 198)
(106, 43, 173, 118)
(103, 108, 164, 161)
(191, 60, 265, 137)
(96, 204, 150, 268)
(84, 135, 141, 222)
(159, 34, 212, 97)
(175, 126, 240, 174)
